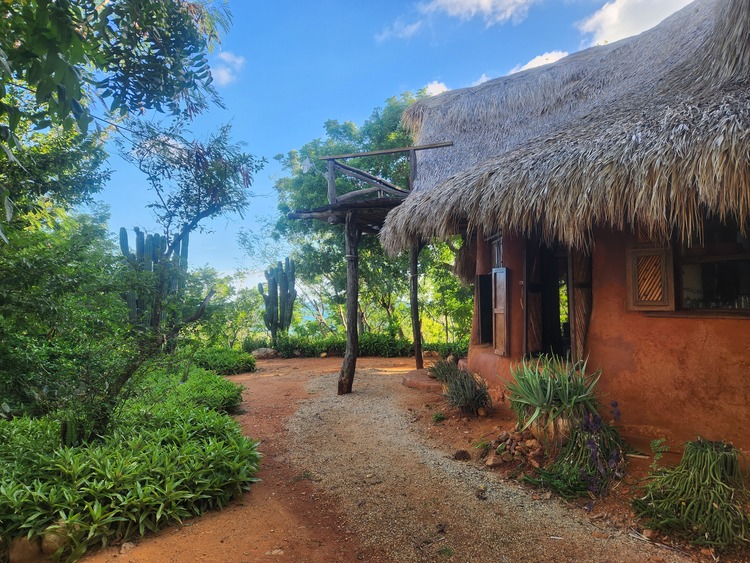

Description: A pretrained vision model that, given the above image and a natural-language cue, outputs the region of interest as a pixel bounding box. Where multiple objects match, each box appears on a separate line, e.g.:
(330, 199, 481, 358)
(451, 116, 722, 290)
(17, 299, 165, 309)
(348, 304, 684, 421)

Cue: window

(627, 219, 750, 313)
(678, 218, 750, 311)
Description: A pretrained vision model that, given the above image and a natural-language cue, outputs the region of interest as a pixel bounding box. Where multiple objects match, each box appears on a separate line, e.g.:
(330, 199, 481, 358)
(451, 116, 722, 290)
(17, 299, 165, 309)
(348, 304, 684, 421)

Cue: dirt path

(86, 358, 700, 563)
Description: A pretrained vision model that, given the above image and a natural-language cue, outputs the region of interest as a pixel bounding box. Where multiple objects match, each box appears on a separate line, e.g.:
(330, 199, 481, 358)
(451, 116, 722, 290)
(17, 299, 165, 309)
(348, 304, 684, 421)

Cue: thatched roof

(381, 0, 750, 254)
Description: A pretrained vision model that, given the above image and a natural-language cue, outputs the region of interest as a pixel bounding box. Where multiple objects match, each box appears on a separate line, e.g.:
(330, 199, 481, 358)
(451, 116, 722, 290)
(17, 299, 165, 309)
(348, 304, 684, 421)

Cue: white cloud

(425, 80, 449, 95)
(579, 0, 693, 46)
(471, 73, 491, 86)
(509, 50, 568, 74)
(211, 51, 245, 86)
(375, 17, 423, 42)
(419, 0, 541, 25)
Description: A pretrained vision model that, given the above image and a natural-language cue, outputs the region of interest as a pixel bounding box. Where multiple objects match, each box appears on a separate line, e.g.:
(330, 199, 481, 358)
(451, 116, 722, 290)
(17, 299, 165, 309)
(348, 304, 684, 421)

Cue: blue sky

(96, 0, 692, 278)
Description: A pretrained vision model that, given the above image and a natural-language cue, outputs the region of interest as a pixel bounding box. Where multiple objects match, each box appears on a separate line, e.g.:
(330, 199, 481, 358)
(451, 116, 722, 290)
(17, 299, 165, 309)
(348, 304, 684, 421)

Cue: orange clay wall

(467, 234, 524, 393)
(467, 229, 750, 454)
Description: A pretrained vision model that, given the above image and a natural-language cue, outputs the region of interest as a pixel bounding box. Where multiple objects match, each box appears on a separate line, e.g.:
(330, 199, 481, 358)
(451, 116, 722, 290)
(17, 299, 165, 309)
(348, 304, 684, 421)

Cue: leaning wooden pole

(410, 242, 424, 369)
(338, 210, 361, 395)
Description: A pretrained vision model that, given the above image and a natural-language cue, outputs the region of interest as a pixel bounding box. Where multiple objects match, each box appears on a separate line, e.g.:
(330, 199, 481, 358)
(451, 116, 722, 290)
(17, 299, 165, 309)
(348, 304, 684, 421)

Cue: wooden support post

(338, 210, 361, 395)
(327, 160, 337, 204)
(410, 242, 424, 369)
(408, 149, 417, 191)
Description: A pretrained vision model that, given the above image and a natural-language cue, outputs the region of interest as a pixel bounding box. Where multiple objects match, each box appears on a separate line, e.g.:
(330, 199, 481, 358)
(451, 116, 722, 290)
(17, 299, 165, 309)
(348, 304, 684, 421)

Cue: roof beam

(319, 142, 453, 161)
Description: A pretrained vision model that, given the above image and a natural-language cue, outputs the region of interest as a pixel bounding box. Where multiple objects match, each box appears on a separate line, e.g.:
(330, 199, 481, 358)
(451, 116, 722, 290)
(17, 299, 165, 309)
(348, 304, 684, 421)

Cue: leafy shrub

(633, 438, 750, 551)
(359, 333, 412, 357)
(241, 336, 271, 354)
(273, 334, 414, 359)
(192, 347, 256, 375)
(247, 333, 465, 360)
(0, 367, 260, 561)
(273, 334, 342, 358)
(435, 361, 492, 415)
(133, 366, 244, 414)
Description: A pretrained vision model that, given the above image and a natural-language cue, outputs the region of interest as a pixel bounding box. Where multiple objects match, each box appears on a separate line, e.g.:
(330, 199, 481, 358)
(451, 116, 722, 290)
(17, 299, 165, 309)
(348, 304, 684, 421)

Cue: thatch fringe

(381, 0, 750, 255)
(383, 90, 750, 254)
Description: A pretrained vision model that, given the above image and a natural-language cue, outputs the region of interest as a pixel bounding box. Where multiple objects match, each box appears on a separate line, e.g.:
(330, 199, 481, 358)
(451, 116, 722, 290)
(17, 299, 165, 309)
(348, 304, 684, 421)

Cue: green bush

(0, 367, 260, 561)
(359, 333, 412, 357)
(434, 361, 492, 415)
(192, 347, 256, 375)
(246, 333, 466, 360)
(423, 339, 469, 359)
(241, 336, 270, 354)
(633, 438, 750, 551)
(509, 354, 626, 498)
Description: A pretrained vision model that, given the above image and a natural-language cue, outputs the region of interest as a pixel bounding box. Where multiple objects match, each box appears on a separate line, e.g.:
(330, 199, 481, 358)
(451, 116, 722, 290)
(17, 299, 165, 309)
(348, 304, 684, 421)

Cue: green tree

(0, 0, 227, 141)
(419, 242, 474, 343)
(182, 268, 265, 348)
(0, 209, 136, 424)
(269, 92, 420, 335)
(0, 0, 231, 239)
(111, 121, 264, 421)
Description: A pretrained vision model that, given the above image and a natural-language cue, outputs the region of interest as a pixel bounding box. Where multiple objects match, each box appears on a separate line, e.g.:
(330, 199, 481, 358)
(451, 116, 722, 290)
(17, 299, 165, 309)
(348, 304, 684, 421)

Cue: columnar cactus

(258, 258, 296, 344)
(119, 227, 189, 328)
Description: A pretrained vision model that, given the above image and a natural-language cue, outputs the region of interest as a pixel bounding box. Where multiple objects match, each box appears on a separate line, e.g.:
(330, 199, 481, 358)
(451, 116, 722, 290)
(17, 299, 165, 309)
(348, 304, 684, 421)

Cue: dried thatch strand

(381, 0, 750, 255)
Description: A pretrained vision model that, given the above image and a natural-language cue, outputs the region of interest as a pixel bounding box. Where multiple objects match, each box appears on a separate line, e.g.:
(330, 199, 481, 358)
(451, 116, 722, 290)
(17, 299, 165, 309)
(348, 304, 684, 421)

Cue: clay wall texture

(467, 231, 750, 453)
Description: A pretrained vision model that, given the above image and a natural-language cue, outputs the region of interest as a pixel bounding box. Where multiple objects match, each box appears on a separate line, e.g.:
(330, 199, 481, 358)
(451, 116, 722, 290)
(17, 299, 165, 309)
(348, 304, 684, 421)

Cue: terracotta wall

(466, 229, 750, 454)
(587, 228, 750, 453)
(467, 234, 524, 391)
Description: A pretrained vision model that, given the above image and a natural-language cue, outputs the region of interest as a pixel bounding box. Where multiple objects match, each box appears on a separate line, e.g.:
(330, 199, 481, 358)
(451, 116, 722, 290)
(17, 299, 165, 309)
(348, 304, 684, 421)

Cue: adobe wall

(587, 228, 750, 454)
(467, 234, 524, 391)
(466, 230, 750, 454)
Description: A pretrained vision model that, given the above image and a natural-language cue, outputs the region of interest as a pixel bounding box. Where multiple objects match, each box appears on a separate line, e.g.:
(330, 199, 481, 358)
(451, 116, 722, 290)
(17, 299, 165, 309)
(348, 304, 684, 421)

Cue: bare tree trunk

(338, 211, 361, 395)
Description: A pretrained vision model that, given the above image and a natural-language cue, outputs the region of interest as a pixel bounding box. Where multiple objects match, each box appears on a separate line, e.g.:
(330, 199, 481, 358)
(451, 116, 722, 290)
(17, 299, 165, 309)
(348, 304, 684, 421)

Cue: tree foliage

(0, 0, 228, 142)
(265, 91, 474, 344)
(0, 0, 231, 240)
(122, 119, 265, 247)
(0, 209, 136, 425)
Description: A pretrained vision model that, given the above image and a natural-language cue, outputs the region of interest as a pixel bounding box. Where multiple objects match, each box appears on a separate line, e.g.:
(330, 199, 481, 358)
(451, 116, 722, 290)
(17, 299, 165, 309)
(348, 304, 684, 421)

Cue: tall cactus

(258, 258, 296, 345)
(119, 227, 189, 329)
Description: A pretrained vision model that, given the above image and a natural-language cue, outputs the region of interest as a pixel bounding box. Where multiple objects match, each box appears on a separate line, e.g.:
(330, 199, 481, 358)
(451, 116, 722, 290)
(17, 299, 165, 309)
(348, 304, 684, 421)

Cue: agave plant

(507, 354, 601, 444)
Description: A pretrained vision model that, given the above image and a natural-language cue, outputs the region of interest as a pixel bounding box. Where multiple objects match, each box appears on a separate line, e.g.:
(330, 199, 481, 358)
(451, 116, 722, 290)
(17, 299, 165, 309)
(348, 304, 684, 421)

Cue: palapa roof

(380, 0, 750, 254)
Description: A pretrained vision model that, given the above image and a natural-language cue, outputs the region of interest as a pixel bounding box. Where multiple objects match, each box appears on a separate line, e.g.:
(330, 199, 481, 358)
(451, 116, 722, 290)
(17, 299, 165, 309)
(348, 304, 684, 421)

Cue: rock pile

(484, 429, 546, 469)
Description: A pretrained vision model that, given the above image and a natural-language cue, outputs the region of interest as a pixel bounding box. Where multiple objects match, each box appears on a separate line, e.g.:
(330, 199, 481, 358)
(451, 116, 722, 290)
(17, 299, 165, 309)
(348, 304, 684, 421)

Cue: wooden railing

(319, 142, 453, 205)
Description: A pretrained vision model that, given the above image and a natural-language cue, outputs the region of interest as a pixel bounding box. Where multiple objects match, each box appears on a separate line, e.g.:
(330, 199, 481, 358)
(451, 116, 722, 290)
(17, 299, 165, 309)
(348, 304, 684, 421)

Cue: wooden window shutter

(626, 241, 675, 311)
(492, 268, 509, 356)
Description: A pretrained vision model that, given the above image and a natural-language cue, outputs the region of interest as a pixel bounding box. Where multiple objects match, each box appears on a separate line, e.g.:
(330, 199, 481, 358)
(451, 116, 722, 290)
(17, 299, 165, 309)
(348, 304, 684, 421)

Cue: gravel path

(286, 370, 690, 563)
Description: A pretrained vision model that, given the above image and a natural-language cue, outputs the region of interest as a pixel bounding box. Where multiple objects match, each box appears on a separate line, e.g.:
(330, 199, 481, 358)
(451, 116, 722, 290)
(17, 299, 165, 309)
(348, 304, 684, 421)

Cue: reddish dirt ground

(84, 357, 748, 563)
(86, 357, 389, 563)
